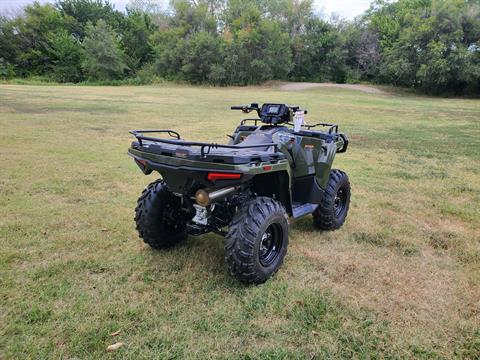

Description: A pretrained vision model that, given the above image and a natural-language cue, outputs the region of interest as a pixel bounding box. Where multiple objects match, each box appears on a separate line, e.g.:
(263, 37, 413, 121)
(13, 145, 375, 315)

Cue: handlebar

(230, 104, 259, 113)
(231, 103, 307, 114)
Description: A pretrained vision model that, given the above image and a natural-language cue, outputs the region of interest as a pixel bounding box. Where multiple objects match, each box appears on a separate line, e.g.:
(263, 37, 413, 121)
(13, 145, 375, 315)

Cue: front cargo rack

(285, 121, 340, 134)
(239, 118, 340, 134)
(130, 129, 278, 158)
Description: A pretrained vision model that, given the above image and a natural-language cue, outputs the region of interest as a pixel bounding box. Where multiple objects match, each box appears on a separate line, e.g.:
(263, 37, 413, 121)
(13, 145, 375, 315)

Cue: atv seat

(237, 133, 275, 151)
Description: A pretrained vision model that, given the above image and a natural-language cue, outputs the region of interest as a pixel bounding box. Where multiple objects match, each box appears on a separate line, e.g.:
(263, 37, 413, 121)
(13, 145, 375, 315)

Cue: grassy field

(0, 83, 479, 359)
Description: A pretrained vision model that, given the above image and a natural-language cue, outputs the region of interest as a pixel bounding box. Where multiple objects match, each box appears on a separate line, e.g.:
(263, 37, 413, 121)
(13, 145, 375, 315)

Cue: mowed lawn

(0, 83, 479, 359)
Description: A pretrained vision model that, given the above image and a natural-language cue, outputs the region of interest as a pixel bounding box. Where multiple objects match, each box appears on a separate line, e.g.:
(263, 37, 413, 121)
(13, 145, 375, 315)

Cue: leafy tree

(290, 18, 341, 81)
(223, 20, 292, 84)
(47, 30, 84, 82)
(222, 1, 292, 85)
(55, 0, 124, 39)
(170, 0, 218, 34)
(223, 0, 262, 32)
(82, 19, 128, 80)
(150, 27, 186, 79)
(0, 16, 18, 65)
(0, 57, 16, 79)
(121, 10, 156, 73)
(370, 0, 480, 94)
(150, 0, 221, 80)
(14, 3, 67, 76)
(180, 31, 225, 83)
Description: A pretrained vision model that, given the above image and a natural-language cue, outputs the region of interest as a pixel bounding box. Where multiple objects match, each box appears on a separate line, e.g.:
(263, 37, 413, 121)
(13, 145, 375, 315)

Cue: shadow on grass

(140, 233, 253, 291)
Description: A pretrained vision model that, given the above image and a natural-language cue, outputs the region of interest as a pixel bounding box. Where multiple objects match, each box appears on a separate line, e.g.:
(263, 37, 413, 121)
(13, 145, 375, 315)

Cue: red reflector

(137, 159, 148, 167)
(207, 172, 241, 181)
(263, 165, 272, 171)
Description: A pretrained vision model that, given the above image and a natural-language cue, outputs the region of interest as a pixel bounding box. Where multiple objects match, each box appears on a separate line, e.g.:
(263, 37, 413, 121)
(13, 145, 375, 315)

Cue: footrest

(292, 203, 318, 219)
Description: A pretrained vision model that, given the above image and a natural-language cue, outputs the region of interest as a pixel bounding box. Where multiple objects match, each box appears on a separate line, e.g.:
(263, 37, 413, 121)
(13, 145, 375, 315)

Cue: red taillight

(134, 158, 152, 175)
(207, 172, 242, 181)
(136, 159, 148, 168)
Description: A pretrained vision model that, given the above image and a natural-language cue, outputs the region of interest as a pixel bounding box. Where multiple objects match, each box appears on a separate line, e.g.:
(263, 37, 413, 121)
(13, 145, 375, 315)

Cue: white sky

(0, 0, 372, 19)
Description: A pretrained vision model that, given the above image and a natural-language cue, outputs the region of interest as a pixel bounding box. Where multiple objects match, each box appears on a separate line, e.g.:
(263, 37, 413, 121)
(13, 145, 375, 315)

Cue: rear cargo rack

(130, 129, 278, 158)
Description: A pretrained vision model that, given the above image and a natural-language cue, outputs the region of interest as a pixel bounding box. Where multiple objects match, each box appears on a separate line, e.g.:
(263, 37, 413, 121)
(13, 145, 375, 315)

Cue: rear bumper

(128, 147, 290, 193)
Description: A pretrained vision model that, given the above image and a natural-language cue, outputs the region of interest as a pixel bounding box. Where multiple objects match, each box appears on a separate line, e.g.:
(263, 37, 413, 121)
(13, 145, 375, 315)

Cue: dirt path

(279, 82, 385, 94)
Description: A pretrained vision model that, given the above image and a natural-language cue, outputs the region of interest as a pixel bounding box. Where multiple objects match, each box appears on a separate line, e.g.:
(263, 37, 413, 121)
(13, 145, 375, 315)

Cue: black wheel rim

(259, 223, 283, 267)
(334, 186, 347, 218)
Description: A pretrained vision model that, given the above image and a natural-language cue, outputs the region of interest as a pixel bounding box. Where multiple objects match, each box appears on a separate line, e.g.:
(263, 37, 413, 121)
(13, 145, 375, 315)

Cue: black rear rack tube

(130, 129, 181, 142)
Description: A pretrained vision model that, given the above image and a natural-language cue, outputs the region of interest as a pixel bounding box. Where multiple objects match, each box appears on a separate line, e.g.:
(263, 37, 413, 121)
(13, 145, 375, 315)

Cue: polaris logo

(175, 151, 188, 158)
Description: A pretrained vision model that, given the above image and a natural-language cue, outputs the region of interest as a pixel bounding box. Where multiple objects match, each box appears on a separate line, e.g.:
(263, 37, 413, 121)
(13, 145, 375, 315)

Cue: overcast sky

(0, 0, 372, 19)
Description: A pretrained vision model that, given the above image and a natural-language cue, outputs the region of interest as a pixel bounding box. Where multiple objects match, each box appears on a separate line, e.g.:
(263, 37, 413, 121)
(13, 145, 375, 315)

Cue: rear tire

(134, 179, 188, 249)
(313, 169, 351, 230)
(225, 197, 289, 284)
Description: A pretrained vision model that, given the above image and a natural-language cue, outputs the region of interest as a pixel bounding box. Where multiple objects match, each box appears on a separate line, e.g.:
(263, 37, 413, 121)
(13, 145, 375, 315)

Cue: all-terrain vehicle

(128, 103, 350, 284)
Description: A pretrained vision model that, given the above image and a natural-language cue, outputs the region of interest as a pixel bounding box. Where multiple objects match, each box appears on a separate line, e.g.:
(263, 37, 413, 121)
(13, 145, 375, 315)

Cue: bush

(134, 63, 165, 84)
(48, 30, 84, 82)
(82, 19, 128, 80)
(0, 58, 15, 79)
(180, 32, 225, 84)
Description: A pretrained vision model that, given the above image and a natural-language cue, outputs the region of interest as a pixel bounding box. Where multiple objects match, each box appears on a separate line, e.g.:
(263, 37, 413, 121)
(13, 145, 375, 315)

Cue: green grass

(1, 83, 479, 359)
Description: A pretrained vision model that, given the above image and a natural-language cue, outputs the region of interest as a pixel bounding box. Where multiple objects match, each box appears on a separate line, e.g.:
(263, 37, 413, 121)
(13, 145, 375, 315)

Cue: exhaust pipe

(195, 187, 236, 206)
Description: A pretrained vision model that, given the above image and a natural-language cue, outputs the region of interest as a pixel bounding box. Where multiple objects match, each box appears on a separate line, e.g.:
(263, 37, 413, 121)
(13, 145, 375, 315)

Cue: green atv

(128, 103, 350, 284)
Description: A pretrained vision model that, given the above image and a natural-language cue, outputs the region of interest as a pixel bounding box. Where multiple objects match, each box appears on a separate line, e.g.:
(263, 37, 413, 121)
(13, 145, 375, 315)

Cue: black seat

(236, 133, 274, 151)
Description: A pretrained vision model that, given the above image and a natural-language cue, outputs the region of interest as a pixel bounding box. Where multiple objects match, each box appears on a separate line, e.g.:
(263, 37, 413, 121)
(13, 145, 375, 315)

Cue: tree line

(0, 0, 479, 95)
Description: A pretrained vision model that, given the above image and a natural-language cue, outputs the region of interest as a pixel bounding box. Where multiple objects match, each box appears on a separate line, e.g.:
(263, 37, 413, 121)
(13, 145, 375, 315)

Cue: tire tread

(225, 197, 288, 284)
(313, 169, 350, 231)
(134, 179, 187, 249)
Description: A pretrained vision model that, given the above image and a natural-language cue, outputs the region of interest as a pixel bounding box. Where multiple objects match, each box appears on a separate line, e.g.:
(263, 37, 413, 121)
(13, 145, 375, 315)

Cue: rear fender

(252, 171, 292, 216)
(130, 153, 252, 194)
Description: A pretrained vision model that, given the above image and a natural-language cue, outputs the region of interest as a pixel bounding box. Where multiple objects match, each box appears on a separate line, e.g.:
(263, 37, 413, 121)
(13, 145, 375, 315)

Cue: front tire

(225, 197, 289, 284)
(313, 169, 351, 230)
(134, 179, 188, 249)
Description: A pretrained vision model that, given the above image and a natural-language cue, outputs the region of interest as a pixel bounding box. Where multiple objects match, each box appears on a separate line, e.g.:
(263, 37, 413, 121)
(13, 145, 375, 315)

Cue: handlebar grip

(231, 106, 244, 110)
